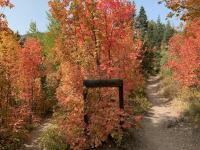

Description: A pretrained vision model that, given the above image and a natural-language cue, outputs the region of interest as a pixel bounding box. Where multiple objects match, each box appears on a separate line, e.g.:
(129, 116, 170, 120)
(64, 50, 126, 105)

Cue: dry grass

(160, 75, 200, 125)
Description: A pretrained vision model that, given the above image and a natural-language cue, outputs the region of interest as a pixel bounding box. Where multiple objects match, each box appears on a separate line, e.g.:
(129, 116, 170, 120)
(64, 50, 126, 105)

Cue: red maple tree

(20, 38, 42, 101)
(167, 19, 200, 87)
(49, 0, 143, 149)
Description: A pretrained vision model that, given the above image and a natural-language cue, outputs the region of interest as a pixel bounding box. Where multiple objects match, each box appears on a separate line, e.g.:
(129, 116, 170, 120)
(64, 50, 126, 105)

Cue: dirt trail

(19, 76, 200, 150)
(134, 76, 200, 150)
(19, 119, 52, 150)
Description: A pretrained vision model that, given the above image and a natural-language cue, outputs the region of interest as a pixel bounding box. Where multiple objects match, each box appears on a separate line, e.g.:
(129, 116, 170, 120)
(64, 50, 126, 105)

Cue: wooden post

(83, 87, 89, 125)
(119, 83, 124, 109)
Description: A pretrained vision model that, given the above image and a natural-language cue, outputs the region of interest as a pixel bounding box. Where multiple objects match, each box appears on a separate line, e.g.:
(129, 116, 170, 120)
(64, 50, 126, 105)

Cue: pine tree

(162, 21, 176, 45)
(135, 6, 148, 40)
(40, 13, 60, 70)
(146, 20, 157, 49)
(132, 1, 136, 18)
(47, 13, 60, 35)
(28, 21, 38, 35)
(155, 16, 165, 47)
(14, 31, 21, 41)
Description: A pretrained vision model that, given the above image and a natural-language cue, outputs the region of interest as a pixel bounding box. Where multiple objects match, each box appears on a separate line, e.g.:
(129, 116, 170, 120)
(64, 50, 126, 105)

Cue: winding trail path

(19, 119, 52, 150)
(134, 76, 200, 150)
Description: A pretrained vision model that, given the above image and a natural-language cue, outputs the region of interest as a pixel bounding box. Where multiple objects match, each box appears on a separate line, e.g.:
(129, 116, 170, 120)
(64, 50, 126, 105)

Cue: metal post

(83, 87, 89, 125)
(119, 83, 124, 109)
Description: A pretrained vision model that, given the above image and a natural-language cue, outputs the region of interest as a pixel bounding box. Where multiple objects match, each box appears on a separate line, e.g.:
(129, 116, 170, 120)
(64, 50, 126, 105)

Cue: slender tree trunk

(90, 0, 101, 78)
(29, 79, 34, 124)
(41, 75, 47, 116)
(90, 0, 102, 101)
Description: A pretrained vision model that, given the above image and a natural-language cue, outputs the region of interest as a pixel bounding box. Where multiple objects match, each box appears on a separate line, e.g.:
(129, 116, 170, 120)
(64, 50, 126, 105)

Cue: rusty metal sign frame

(83, 79, 124, 124)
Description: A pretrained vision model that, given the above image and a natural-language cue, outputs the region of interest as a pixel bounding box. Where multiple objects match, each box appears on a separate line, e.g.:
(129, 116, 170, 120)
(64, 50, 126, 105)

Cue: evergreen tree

(162, 21, 176, 45)
(135, 11, 176, 76)
(135, 6, 148, 40)
(155, 16, 165, 47)
(14, 31, 21, 41)
(146, 20, 157, 49)
(132, 1, 136, 18)
(47, 13, 60, 35)
(39, 13, 60, 71)
(28, 21, 38, 35)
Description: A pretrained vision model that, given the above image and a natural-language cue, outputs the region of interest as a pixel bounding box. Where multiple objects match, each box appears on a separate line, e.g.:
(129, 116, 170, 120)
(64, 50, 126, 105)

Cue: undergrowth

(129, 87, 151, 115)
(38, 124, 69, 150)
(160, 69, 200, 126)
(178, 87, 200, 125)
(0, 129, 28, 150)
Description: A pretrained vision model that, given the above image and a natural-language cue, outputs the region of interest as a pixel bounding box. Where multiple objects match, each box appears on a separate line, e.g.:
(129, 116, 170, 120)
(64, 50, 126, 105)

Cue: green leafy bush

(129, 88, 151, 115)
(24, 124, 36, 132)
(0, 129, 27, 150)
(39, 124, 69, 150)
(130, 96, 151, 115)
(110, 129, 124, 146)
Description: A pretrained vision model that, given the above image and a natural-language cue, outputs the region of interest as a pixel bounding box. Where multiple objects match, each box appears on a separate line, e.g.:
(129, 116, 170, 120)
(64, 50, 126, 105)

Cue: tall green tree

(142, 18, 176, 75)
(155, 16, 165, 47)
(28, 21, 38, 35)
(135, 6, 148, 40)
(40, 13, 60, 66)
(47, 13, 60, 37)
(146, 20, 157, 49)
(162, 21, 176, 45)
(132, 1, 136, 18)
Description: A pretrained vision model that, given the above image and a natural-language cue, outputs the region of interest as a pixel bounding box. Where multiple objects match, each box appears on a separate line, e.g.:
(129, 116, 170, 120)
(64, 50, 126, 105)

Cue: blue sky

(2, 0, 180, 35)
(134, 0, 180, 25)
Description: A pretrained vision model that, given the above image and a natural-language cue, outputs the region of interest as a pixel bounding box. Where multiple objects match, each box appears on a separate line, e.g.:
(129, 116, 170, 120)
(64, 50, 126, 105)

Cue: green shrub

(130, 96, 151, 115)
(0, 129, 27, 150)
(181, 88, 200, 125)
(38, 124, 69, 150)
(129, 88, 151, 115)
(24, 124, 36, 132)
(110, 129, 124, 146)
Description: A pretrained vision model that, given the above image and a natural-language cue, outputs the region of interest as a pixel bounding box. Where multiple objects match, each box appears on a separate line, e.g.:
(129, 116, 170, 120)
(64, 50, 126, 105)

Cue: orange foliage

(0, 30, 42, 134)
(167, 18, 200, 87)
(161, 0, 200, 20)
(0, 27, 28, 132)
(0, 2, 44, 148)
(20, 38, 42, 102)
(49, 0, 143, 149)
